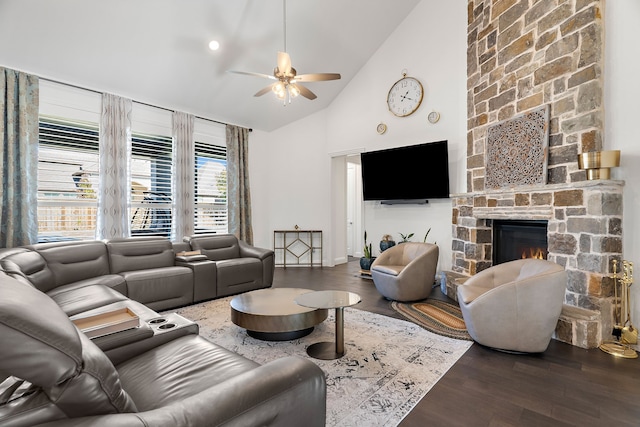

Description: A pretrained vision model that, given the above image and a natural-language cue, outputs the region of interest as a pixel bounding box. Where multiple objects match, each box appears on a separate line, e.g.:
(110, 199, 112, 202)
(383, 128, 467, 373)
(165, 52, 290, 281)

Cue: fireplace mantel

(451, 179, 625, 197)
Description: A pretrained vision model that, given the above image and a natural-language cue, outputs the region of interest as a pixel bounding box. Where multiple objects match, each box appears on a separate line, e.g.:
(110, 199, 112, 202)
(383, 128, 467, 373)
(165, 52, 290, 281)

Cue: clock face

(387, 76, 423, 117)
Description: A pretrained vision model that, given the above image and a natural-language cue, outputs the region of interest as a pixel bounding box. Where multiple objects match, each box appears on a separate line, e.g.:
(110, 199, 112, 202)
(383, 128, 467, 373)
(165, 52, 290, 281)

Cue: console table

(274, 229, 322, 267)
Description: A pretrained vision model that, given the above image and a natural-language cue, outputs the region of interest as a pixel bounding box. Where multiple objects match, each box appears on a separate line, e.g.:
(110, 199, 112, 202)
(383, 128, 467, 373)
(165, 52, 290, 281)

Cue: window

(130, 133, 173, 237)
(37, 116, 100, 242)
(194, 142, 227, 234)
(37, 110, 226, 241)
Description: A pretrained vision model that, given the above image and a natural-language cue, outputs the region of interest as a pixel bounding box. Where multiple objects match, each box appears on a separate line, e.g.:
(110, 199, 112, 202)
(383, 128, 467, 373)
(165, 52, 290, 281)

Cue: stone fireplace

(451, 0, 623, 349)
(448, 181, 623, 349)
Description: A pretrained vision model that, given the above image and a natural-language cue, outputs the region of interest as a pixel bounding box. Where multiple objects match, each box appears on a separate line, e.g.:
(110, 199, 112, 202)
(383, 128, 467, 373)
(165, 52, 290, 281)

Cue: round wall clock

(387, 73, 423, 117)
(428, 111, 440, 123)
(376, 123, 387, 135)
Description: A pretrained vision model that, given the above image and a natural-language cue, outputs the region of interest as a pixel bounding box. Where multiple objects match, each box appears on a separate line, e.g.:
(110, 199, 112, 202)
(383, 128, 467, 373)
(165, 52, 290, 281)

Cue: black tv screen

(361, 140, 450, 202)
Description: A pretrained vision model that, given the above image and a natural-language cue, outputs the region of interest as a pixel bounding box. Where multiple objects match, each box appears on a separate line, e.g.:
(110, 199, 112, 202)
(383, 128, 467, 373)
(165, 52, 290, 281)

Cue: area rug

(171, 298, 472, 426)
(390, 299, 472, 341)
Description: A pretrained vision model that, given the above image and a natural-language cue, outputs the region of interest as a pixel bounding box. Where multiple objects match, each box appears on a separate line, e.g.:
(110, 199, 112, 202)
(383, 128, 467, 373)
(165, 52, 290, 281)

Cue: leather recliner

(370, 242, 439, 302)
(186, 234, 275, 297)
(106, 237, 194, 311)
(0, 244, 128, 316)
(456, 258, 568, 353)
(0, 273, 327, 427)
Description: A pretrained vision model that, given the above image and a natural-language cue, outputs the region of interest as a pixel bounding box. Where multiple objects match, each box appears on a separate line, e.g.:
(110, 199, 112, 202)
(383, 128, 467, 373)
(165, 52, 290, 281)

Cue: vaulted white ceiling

(0, 0, 421, 131)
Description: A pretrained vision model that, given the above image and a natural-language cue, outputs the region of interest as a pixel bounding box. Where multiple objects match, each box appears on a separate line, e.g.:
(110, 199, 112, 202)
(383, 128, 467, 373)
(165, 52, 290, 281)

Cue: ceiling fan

(228, 0, 341, 104)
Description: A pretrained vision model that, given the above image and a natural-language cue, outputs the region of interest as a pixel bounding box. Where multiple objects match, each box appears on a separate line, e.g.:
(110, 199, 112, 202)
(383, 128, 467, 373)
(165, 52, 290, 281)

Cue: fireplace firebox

(492, 220, 548, 265)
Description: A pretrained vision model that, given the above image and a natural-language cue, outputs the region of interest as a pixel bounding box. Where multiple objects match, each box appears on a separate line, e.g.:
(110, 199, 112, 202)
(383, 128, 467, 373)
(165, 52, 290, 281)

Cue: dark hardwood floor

(273, 261, 640, 427)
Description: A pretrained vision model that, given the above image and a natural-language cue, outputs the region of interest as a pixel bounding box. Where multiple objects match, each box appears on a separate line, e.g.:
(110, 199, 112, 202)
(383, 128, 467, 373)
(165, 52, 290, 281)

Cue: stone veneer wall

(466, 0, 604, 190)
(455, 0, 621, 348)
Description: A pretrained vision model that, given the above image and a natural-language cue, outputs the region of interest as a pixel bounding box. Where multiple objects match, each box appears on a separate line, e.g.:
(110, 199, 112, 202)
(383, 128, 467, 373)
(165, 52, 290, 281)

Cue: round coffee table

(230, 288, 328, 341)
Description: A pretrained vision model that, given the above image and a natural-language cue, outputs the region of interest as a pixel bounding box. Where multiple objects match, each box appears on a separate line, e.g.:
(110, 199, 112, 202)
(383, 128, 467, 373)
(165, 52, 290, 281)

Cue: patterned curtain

(97, 93, 132, 240)
(171, 111, 195, 241)
(226, 124, 253, 245)
(0, 68, 39, 247)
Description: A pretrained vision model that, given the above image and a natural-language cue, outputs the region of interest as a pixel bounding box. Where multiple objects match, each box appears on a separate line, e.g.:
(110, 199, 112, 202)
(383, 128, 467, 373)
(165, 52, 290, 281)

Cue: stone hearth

(448, 180, 623, 348)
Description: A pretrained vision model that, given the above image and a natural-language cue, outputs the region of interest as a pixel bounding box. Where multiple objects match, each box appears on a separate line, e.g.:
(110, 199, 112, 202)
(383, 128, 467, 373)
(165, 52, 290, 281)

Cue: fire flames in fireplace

(521, 247, 546, 260)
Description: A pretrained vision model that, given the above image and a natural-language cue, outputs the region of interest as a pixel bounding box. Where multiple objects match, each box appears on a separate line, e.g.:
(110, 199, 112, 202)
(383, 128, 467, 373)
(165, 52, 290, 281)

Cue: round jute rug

(391, 298, 473, 341)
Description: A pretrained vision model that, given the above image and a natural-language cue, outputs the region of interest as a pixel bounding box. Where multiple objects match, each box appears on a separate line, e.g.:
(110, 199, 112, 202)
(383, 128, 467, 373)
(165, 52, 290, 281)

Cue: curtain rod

(40, 76, 252, 132)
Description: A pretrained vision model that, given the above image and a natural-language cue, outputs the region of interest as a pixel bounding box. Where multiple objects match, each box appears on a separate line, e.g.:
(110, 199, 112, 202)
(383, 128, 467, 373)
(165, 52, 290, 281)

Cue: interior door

(346, 163, 356, 256)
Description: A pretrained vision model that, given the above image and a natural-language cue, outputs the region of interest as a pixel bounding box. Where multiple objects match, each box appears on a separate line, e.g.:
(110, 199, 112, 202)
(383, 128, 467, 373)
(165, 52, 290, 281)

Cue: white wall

(605, 0, 640, 327)
(250, 0, 467, 269)
(249, 110, 334, 264)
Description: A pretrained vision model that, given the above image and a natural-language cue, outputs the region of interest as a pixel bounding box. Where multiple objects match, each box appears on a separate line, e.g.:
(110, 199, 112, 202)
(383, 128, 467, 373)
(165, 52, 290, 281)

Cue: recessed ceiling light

(208, 40, 220, 51)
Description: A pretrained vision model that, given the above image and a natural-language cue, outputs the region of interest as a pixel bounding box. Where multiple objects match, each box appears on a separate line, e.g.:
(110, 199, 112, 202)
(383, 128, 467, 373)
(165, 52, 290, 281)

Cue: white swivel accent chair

(370, 242, 439, 302)
(456, 258, 567, 353)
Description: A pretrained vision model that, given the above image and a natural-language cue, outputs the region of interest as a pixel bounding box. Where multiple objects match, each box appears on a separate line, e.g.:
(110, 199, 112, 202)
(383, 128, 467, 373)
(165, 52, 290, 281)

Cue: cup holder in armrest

(158, 323, 177, 330)
(146, 313, 198, 336)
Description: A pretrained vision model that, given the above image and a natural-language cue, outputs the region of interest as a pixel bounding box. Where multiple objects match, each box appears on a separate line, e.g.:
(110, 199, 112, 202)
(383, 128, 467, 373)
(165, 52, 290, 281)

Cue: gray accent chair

(370, 242, 439, 302)
(0, 273, 327, 427)
(456, 258, 568, 353)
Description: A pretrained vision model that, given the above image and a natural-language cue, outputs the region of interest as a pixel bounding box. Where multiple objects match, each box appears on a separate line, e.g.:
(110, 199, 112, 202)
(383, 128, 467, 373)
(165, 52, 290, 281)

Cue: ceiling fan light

(288, 84, 300, 98)
(272, 81, 285, 95)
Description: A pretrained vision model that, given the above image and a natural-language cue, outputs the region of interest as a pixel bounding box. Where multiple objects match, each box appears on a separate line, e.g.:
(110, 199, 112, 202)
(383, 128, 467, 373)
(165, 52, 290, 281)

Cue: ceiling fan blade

(294, 73, 341, 82)
(277, 51, 292, 75)
(296, 83, 317, 100)
(227, 70, 276, 80)
(254, 84, 277, 97)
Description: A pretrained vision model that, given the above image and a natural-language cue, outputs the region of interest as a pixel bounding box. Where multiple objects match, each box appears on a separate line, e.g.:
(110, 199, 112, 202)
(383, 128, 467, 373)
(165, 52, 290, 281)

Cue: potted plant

(380, 234, 396, 252)
(360, 231, 376, 271)
(398, 232, 414, 244)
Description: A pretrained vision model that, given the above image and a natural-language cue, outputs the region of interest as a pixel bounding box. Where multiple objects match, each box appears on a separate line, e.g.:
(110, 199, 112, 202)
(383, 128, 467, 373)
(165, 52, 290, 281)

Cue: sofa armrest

(175, 259, 217, 302)
(238, 240, 273, 261)
(34, 356, 326, 427)
(174, 254, 208, 263)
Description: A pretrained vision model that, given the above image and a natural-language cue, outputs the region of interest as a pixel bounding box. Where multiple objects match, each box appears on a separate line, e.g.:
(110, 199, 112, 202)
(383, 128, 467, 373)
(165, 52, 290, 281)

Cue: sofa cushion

(0, 247, 54, 292)
(116, 335, 259, 411)
(107, 238, 176, 274)
(121, 266, 193, 311)
(27, 241, 112, 292)
(187, 234, 241, 261)
(216, 258, 264, 297)
(47, 283, 128, 316)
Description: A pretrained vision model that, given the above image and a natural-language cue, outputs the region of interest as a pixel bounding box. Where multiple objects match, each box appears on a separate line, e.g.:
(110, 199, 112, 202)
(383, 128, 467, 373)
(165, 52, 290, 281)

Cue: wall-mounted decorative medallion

(485, 105, 549, 189)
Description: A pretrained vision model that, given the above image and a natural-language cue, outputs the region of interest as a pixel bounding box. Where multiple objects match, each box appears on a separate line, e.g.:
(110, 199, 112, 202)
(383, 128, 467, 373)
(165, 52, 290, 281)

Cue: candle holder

(577, 150, 620, 180)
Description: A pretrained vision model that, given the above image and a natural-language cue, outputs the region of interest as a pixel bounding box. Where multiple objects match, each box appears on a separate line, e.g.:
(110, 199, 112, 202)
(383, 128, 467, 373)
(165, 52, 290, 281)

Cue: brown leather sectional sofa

(0, 234, 326, 426)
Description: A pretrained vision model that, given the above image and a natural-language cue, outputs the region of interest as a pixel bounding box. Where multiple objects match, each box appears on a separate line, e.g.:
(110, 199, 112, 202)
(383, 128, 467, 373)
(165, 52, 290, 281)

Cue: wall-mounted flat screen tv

(361, 140, 450, 202)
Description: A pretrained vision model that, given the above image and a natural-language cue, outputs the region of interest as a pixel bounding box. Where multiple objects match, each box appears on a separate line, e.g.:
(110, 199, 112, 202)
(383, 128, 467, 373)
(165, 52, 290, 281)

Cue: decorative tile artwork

(485, 105, 549, 189)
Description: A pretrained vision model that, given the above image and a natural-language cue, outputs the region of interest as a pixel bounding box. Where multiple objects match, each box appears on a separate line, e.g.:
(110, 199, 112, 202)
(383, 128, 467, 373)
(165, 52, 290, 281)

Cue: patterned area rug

(391, 299, 473, 341)
(171, 297, 471, 426)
